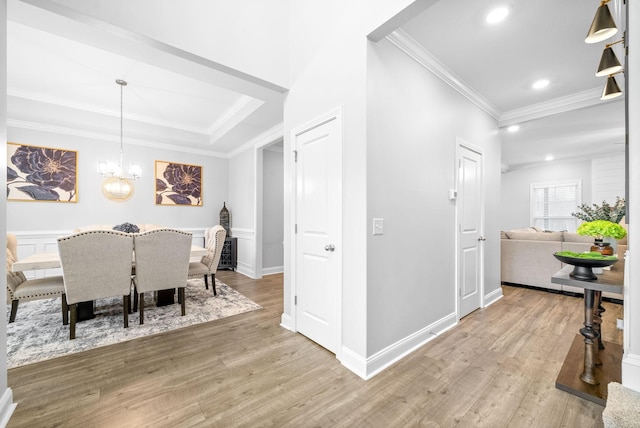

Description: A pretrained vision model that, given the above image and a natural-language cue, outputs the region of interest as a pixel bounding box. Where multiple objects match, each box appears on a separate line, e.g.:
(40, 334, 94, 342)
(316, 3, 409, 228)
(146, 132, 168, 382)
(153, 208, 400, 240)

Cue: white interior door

(457, 142, 484, 318)
(294, 114, 342, 354)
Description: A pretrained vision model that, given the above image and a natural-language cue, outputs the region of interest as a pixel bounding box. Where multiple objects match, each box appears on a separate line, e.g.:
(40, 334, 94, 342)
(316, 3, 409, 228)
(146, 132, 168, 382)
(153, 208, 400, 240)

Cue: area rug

(6, 279, 261, 368)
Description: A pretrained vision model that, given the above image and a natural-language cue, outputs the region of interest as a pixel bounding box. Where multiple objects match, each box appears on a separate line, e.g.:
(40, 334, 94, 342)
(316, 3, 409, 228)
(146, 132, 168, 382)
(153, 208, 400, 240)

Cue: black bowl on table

(553, 253, 619, 281)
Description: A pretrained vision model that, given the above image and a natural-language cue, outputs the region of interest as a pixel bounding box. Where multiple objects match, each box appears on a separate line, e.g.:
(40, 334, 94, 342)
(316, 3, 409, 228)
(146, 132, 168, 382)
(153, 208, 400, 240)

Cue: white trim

(280, 313, 293, 331)
(385, 30, 613, 127)
(498, 88, 617, 127)
(386, 30, 501, 120)
(262, 266, 283, 276)
(208, 96, 265, 139)
(622, 352, 640, 392)
(341, 312, 458, 380)
(229, 228, 254, 239)
(227, 123, 284, 158)
(0, 389, 17, 428)
(339, 346, 368, 379)
(483, 287, 503, 308)
(8, 119, 228, 158)
(235, 261, 255, 279)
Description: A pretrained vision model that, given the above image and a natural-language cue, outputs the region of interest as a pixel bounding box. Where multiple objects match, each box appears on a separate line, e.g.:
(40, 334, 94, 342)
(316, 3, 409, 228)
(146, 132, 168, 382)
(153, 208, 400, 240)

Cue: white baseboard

(236, 262, 256, 279)
(340, 312, 458, 380)
(262, 266, 284, 276)
(622, 352, 640, 392)
(0, 388, 16, 428)
(484, 287, 503, 308)
(280, 313, 293, 331)
(339, 346, 368, 379)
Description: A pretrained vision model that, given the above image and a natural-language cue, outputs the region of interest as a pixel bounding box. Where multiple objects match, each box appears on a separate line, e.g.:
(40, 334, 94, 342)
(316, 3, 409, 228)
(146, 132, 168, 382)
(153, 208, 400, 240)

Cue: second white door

(294, 114, 342, 354)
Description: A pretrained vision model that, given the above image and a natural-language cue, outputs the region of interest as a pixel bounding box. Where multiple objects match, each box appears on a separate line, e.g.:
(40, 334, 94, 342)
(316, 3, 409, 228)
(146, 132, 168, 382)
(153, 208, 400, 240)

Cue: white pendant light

(98, 79, 142, 201)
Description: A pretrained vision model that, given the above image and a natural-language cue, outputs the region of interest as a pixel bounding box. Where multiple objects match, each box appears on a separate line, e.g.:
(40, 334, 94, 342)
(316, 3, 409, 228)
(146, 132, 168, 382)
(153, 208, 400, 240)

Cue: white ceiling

(6, 0, 627, 168)
(400, 0, 626, 170)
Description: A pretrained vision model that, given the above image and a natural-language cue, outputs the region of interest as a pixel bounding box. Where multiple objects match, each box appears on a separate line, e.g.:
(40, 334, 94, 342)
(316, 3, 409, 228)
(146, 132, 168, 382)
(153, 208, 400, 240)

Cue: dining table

(12, 245, 208, 319)
(12, 245, 207, 272)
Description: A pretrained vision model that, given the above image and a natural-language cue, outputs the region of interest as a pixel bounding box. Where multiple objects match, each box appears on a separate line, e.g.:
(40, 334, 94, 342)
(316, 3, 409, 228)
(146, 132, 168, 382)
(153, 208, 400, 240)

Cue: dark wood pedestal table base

(551, 265, 624, 406)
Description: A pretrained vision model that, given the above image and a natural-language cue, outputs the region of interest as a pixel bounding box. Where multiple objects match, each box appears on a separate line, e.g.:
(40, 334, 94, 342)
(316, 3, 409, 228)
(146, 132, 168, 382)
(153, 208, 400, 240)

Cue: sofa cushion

(562, 232, 594, 243)
(506, 231, 563, 241)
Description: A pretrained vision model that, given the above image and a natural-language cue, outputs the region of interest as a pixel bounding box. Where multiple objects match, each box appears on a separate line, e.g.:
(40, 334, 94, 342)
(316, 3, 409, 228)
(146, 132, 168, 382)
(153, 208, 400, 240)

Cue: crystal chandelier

(98, 79, 142, 201)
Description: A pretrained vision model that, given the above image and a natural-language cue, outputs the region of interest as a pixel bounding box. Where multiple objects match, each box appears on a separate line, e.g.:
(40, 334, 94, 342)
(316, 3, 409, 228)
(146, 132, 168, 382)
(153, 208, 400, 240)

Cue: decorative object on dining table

(220, 202, 231, 236)
(112, 222, 140, 234)
(155, 160, 203, 206)
(553, 250, 619, 281)
(6, 142, 78, 202)
(576, 219, 627, 256)
(5, 278, 261, 368)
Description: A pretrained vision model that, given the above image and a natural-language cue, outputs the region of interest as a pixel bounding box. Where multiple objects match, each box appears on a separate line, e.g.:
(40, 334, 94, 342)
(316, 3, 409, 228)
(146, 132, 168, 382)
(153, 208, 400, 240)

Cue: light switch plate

(373, 218, 384, 235)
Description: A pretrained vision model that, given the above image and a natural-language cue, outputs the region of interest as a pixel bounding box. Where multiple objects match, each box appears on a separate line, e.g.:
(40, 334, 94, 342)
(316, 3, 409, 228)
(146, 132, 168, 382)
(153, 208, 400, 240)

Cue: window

(530, 180, 582, 232)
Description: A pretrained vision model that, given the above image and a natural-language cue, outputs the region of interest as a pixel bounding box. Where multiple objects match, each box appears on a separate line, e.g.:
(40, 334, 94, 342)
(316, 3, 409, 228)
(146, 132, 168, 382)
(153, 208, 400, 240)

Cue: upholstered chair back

(7, 244, 27, 303)
(57, 230, 134, 305)
(202, 225, 227, 271)
(133, 228, 192, 294)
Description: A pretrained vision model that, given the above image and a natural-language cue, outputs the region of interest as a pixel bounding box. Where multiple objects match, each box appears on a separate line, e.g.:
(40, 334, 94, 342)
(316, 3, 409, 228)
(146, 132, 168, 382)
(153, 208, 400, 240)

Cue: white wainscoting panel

(231, 227, 256, 278)
(10, 227, 208, 279)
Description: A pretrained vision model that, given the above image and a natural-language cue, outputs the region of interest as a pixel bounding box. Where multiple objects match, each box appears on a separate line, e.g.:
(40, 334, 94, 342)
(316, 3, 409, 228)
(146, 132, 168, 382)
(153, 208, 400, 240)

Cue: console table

(551, 265, 624, 405)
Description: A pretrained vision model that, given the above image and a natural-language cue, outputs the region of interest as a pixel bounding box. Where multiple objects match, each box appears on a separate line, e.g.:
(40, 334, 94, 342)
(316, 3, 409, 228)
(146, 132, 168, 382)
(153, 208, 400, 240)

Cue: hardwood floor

(7, 272, 622, 427)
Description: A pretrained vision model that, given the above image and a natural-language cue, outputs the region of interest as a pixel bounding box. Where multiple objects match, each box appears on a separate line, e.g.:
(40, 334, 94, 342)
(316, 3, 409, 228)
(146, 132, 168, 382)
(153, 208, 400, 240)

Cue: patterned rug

(6, 278, 261, 368)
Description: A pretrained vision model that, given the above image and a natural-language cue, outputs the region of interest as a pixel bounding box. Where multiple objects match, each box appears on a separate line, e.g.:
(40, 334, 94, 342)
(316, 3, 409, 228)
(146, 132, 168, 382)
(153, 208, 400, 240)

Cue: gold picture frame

(7, 142, 78, 202)
(155, 160, 203, 206)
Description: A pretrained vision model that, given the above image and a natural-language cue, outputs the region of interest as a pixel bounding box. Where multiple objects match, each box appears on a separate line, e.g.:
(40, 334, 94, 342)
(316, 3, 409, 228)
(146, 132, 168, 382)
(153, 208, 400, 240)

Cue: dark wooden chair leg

(69, 304, 77, 340)
(62, 295, 69, 325)
(204, 274, 209, 290)
(179, 288, 185, 316)
(123, 295, 129, 328)
(211, 274, 217, 296)
(133, 286, 139, 312)
(139, 293, 144, 325)
(9, 300, 19, 323)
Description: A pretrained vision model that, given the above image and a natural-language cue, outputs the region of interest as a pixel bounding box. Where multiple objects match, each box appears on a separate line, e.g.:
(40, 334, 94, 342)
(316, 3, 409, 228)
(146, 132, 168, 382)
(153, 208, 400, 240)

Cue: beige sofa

(501, 227, 626, 300)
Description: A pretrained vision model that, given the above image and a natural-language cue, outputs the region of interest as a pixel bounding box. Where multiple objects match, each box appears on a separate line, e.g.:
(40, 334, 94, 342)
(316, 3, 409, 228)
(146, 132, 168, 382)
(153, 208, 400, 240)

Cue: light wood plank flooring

(7, 272, 622, 427)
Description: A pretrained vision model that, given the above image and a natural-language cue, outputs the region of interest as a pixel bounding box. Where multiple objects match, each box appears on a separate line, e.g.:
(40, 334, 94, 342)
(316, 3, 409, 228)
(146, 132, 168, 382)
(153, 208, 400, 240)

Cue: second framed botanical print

(155, 160, 202, 206)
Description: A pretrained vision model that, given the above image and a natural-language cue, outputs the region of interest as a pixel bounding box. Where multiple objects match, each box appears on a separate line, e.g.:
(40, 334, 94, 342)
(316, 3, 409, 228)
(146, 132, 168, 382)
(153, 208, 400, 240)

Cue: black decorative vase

(220, 202, 231, 236)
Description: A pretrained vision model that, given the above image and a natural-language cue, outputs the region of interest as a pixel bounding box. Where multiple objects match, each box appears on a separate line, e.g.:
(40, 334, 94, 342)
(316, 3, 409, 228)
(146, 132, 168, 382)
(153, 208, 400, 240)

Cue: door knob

(324, 244, 335, 252)
(478, 236, 486, 241)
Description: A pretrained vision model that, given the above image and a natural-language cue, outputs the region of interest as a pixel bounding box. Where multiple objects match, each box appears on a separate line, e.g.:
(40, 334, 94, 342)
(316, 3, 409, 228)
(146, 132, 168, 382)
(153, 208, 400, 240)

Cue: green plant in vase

(577, 220, 627, 256)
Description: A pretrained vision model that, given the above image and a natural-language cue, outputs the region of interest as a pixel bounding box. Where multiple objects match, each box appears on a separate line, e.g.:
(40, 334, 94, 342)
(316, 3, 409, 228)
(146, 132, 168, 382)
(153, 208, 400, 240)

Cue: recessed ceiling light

(486, 7, 510, 24)
(507, 125, 520, 133)
(545, 155, 554, 161)
(532, 79, 550, 90)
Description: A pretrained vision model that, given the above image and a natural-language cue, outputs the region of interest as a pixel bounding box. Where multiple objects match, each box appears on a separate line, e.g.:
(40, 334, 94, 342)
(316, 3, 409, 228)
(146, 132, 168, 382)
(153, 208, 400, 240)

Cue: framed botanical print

(6, 142, 78, 202)
(155, 160, 203, 206)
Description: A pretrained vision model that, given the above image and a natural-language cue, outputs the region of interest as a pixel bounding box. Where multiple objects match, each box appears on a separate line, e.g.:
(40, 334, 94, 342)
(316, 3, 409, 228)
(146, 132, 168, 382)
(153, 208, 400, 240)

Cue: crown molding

(385, 30, 623, 127)
(7, 119, 228, 158)
(208, 96, 265, 142)
(385, 29, 502, 120)
(498, 88, 622, 127)
(227, 123, 284, 158)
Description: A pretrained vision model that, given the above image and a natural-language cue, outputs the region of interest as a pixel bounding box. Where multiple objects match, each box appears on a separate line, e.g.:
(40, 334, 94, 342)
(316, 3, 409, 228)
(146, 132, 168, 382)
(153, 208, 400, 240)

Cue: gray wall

(500, 159, 592, 231)
(262, 146, 284, 271)
(7, 127, 228, 232)
(366, 38, 502, 355)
